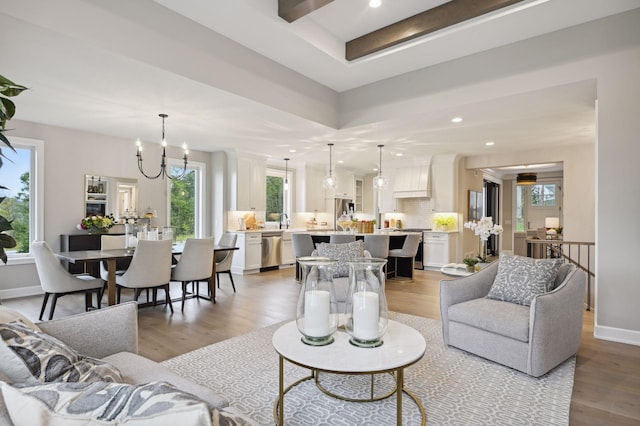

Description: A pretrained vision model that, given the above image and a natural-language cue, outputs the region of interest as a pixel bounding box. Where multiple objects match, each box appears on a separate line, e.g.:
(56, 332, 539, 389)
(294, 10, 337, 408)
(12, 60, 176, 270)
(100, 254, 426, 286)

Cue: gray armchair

(440, 261, 585, 377)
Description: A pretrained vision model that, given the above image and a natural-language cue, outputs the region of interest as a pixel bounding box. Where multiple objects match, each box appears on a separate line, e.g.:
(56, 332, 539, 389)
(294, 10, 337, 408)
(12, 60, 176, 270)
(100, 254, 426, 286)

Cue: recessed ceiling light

(485, 141, 495, 146)
(451, 117, 463, 123)
(373, 167, 379, 172)
(369, 0, 382, 8)
(289, 149, 296, 153)
(396, 153, 403, 157)
(338, 160, 344, 164)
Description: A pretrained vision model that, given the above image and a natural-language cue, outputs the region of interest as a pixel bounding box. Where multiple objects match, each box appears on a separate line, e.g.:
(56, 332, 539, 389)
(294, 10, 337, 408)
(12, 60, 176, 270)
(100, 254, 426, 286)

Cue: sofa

(0, 302, 257, 425)
(440, 256, 586, 377)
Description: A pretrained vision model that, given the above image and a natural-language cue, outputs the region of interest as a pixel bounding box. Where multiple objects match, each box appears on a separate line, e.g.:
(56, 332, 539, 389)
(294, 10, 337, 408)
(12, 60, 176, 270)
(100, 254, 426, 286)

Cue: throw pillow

(0, 321, 122, 385)
(317, 240, 364, 278)
(0, 306, 41, 331)
(486, 254, 562, 306)
(0, 381, 222, 426)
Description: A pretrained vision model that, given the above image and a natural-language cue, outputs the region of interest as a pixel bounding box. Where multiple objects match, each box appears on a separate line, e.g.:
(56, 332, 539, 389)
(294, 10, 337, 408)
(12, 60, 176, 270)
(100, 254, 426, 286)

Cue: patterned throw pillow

(0, 321, 122, 385)
(0, 381, 252, 426)
(486, 254, 562, 306)
(317, 241, 364, 278)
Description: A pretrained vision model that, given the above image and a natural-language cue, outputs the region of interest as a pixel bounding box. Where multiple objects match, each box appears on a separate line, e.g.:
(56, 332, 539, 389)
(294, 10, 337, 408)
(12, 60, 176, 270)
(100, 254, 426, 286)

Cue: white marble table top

(272, 320, 426, 374)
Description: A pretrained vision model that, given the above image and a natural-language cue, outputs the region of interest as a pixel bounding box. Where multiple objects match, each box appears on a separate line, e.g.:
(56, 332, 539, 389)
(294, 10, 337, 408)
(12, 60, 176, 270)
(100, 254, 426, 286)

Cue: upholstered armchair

(440, 259, 586, 377)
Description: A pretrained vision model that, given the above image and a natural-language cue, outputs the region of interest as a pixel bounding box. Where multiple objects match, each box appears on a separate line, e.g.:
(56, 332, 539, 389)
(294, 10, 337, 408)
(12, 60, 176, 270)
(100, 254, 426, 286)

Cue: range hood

(393, 166, 431, 198)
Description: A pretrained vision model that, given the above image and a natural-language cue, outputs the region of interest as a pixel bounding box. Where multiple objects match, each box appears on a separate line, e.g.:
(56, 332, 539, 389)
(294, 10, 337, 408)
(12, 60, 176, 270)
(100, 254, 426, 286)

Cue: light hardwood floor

(4, 267, 639, 425)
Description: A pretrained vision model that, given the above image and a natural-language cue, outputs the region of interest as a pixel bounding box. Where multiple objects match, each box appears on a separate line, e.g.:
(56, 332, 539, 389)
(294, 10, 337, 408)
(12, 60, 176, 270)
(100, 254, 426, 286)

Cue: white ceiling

(1, 0, 639, 175)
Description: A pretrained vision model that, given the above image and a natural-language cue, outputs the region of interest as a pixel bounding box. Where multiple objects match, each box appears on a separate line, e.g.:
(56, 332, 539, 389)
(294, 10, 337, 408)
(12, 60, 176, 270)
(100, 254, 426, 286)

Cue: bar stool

(291, 233, 315, 282)
(387, 234, 421, 282)
(329, 234, 356, 244)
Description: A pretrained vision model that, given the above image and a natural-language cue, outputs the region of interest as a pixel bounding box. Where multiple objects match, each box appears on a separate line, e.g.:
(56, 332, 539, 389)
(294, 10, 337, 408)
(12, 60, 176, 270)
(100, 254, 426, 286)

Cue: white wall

(0, 120, 212, 297)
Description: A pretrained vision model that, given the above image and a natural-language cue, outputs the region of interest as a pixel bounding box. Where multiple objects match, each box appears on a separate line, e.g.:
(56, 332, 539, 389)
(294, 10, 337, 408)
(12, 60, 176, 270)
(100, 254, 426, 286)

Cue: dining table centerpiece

(463, 216, 503, 262)
(77, 214, 115, 234)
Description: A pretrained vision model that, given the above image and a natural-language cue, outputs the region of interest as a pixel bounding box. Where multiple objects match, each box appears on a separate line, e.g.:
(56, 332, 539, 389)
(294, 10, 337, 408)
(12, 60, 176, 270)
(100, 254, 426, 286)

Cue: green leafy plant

(463, 257, 478, 267)
(0, 74, 28, 264)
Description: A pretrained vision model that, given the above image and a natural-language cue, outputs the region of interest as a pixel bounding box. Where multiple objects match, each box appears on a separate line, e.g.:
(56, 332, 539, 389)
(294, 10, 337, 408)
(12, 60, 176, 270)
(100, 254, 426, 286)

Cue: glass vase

(344, 258, 389, 348)
(296, 257, 339, 346)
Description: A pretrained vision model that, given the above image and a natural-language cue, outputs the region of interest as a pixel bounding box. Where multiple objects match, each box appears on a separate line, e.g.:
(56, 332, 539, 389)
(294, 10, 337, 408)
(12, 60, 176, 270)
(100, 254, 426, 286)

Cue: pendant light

(516, 172, 537, 185)
(283, 158, 290, 191)
(323, 143, 337, 189)
(373, 144, 386, 189)
(136, 113, 188, 180)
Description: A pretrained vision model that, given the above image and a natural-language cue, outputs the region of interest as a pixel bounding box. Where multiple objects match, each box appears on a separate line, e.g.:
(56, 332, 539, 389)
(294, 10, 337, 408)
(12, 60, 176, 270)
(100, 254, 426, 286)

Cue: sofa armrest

(439, 262, 498, 344)
(527, 268, 585, 376)
(37, 302, 139, 359)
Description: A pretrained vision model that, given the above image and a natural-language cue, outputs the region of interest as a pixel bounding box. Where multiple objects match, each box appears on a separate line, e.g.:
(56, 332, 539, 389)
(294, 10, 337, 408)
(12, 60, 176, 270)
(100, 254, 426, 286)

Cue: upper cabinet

(378, 172, 398, 213)
(236, 156, 266, 211)
(430, 155, 458, 212)
(328, 171, 355, 200)
(300, 165, 325, 212)
(393, 166, 430, 198)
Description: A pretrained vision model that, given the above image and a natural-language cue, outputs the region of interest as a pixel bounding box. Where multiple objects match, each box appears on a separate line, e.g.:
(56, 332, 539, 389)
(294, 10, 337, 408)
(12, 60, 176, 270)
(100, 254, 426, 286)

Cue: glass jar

(345, 258, 389, 348)
(296, 257, 339, 346)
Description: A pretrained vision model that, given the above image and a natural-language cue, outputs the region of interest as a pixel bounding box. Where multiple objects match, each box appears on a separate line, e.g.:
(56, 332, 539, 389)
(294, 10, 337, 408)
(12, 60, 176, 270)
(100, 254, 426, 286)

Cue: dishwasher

(261, 232, 282, 270)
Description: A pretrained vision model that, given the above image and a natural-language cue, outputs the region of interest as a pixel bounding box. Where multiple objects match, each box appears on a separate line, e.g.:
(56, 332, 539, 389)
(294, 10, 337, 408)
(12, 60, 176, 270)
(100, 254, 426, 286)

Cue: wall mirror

(84, 175, 138, 220)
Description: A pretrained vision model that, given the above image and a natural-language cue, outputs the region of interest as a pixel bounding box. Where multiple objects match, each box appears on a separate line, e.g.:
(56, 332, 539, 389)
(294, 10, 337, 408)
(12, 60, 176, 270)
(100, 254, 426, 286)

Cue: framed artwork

(468, 190, 478, 221)
(476, 192, 483, 220)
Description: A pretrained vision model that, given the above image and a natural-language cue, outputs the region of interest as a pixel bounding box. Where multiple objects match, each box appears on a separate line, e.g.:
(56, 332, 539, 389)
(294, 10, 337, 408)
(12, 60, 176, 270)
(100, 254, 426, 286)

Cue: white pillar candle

(352, 291, 379, 340)
(304, 290, 330, 337)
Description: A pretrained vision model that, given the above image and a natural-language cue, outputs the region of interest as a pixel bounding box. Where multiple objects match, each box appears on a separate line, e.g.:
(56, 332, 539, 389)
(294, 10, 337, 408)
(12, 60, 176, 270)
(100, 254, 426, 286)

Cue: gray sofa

(0, 302, 256, 425)
(440, 261, 586, 377)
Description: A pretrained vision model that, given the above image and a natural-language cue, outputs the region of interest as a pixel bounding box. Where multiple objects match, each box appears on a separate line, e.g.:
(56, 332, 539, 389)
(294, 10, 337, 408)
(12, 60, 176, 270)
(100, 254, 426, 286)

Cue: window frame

(0, 136, 44, 264)
(530, 183, 557, 207)
(166, 159, 205, 240)
(265, 166, 291, 227)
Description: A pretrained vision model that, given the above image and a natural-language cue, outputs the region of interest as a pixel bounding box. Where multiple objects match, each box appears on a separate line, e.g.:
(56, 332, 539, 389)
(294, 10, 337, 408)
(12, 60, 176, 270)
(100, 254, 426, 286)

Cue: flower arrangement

(434, 214, 457, 231)
(77, 214, 115, 233)
(464, 216, 503, 262)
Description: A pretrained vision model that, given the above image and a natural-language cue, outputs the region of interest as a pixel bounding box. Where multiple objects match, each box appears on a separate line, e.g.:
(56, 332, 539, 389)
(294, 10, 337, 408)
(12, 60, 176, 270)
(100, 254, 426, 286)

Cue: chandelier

(136, 113, 188, 180)
(322, 143, 337, 189)
(373, 144, 386, 189)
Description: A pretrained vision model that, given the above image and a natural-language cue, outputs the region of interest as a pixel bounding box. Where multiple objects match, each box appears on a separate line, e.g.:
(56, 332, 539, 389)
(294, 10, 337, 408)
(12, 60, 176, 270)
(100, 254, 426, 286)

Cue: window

(531, 184, 556, 207)
(0, 137, 44, 260)
(167, 160, 204, 242)
(266, 167, 291, 226)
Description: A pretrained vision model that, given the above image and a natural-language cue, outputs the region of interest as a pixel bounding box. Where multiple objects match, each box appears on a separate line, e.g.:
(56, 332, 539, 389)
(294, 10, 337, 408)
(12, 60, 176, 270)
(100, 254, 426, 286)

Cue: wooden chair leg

(216, 273, 220, 289)
(48, 294, 59, 320)
(84, 292, 92, 311)
(181, 281, 187, 312)
(95, 289, 102, 309)
(228, 272, 236, 293)
(116, 286, 122, 304)
(39, 293, 50, 321)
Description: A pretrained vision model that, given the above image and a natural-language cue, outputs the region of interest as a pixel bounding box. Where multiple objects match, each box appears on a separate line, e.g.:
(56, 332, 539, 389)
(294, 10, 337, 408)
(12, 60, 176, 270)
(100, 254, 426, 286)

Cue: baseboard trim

(594, 324, 640, 347)
(0, 286, 43, 300)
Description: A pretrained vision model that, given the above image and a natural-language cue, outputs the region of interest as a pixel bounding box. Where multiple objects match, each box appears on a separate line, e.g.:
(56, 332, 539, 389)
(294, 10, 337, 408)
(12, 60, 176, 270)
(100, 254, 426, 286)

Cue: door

(515, 179, 562, 231)
(484, 180, 500, 256)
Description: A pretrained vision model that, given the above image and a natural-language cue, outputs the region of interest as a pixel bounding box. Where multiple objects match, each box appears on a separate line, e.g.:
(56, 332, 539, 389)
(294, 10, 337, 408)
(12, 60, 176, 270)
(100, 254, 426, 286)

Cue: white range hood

(393, 166, 431, 198)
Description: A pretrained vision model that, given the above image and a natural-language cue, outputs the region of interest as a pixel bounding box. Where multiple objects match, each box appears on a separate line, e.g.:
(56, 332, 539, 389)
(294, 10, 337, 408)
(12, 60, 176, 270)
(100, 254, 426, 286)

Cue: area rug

(162, 313, 575, 425)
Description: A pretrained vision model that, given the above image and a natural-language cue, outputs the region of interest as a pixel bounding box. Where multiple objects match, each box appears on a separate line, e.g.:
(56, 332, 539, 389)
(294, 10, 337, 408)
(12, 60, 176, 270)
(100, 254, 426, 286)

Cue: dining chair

(115, 239, 174, 313)
(31, 241, 104, 321)
(387, 233, 421, 282)
(101, 234, 146, 302)
(171, 237, 215, 311)
(329, 234, 356, 244)
(215, 233, 238, 292)
(291, 233, 315, 282)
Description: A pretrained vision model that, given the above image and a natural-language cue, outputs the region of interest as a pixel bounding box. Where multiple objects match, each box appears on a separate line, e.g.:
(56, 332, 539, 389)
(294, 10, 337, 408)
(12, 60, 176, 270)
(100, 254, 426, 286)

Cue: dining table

(55, 244, 239, 306)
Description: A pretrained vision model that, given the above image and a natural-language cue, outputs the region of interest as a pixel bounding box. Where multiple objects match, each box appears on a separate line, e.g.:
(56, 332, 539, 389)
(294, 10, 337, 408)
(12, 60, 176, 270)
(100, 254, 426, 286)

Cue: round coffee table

(272, 320, 426, 425)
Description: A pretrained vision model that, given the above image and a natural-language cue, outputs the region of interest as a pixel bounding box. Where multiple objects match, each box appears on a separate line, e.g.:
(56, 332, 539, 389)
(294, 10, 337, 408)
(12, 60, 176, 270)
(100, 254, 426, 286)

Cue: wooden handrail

(526, 238, 595, 311)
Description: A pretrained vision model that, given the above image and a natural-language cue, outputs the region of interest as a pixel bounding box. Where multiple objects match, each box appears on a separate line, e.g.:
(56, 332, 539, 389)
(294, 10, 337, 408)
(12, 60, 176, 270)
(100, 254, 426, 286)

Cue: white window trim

(166, 159, 205, 238)
(265, 167, 292, 227)
(1, 136, 44, 265)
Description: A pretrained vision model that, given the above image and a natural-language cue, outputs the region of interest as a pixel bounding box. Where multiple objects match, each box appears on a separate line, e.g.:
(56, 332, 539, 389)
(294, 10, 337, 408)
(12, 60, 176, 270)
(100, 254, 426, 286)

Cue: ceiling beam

(346, 0, 524, 61)
(278, 0, 334, 23)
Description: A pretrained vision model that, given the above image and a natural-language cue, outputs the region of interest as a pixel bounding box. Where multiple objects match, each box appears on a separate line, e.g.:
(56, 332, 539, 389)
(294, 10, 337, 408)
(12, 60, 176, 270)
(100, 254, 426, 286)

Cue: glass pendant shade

(345, 258, 389, 348)
(373, 174, 386, 189)
(296, 257, 339, 346)
(283, 158, 290, 191)
(323, 174, 337, 189)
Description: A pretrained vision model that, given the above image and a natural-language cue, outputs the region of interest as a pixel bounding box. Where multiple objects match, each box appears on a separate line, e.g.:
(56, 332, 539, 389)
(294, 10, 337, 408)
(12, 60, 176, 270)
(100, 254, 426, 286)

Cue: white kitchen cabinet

(430, 155, 458, 212)
(236, 157, 266, 211)
(334, 171, 355, 199)
(301, 165, 325, 212)
(393, 166, 430, 198)
(355, 179, 363, 212)
(280, 232, 295, 265)
(378, 172, 397, 213)
(231, 232, 262, 274)
(423, 232, 458, 268)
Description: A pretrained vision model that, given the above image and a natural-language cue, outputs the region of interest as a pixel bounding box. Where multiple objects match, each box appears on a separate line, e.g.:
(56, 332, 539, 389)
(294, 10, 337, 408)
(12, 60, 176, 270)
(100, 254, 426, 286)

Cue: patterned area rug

(162, 313, 575, 425)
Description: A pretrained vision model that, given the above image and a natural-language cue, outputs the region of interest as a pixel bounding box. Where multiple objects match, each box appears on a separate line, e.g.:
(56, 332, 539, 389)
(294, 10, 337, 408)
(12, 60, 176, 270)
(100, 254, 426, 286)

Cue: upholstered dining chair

(115, 239, 174, 313)
(291, 233, 315, 282)
(215, 233, 238, 293)
(31, 241, 104, 320)
(99, 235, 127, 281)
(329, 234, 356, 244)
(387, 233, 421, 281)
(171, 237, 215, 311)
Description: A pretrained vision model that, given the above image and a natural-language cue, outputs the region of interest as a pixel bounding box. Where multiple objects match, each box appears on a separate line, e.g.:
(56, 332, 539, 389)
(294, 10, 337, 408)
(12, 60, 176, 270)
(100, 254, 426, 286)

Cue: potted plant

(0, 74, 28, 264)
(463, 257, 478, 272)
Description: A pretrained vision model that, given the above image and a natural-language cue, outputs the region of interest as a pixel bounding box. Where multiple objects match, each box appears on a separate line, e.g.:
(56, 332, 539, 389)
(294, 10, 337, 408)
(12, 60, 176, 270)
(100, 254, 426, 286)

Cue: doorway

(484, 180, 500, 256)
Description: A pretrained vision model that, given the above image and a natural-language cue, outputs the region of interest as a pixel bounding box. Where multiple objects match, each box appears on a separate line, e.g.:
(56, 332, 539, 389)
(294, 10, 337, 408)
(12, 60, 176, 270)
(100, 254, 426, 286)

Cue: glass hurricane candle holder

(345, 258, 389, 348)
(296, 257, 339, 346)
